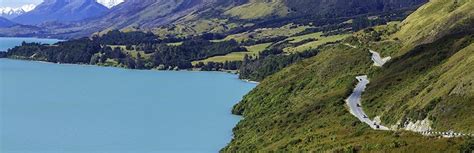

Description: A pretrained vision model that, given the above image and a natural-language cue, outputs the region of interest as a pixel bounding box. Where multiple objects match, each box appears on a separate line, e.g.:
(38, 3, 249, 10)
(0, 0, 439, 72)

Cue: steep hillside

(223, 0, 474, 151)
(94, 0, 217, 29)
(359, 0, 474, 134)
(13, 0, 109, 25)
(225, 0, 427, 20)
(394, 0, 474, 50)
(223, 42, 470, 152)
(0, 0, 427, 38)
(363, 33, 474, 133)
(34, 0, 225, 38)
(0, 17, 16, 28)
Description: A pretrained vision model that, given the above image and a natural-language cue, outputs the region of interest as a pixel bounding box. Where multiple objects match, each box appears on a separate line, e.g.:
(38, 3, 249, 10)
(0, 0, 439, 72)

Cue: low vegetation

(223, 43, 470, 151)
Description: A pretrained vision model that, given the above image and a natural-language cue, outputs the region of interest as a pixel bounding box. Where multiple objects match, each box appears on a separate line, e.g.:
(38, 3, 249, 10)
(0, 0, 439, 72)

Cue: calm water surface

(0, 37, 62, 51)
(0, 38, 256, 153)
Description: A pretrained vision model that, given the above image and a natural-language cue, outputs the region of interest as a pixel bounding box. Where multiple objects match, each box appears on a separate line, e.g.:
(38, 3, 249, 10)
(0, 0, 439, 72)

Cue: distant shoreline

(1, 58, 260, 84)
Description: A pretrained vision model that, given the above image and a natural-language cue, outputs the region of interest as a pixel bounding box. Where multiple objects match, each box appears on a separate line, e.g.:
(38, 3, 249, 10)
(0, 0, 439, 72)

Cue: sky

(0, 0, 43, 8)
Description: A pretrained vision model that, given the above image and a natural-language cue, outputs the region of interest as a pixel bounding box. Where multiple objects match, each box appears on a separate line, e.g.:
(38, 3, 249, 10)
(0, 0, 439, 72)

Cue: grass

(283, 33, 351, 53)
(362, 33, 474, 132)
(192, 52, 249, 64)
(192, 43, 271, 64)
(224, 1, 288, 19)
(217, 24, 311, 43)
(287, 32, 324, 43)
(166, 42, 183, 46)
(223, 3, 474, 149)
(393, 0, 474, 50)
(107, 45, 151, 59)
(223, 43, 468, 152)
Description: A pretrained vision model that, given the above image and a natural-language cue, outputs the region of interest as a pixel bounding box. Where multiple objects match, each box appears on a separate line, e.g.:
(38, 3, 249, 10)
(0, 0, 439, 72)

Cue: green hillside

(394, 0, 474, 50)
(223, 42, 471, 152)
(224, 0, 288, 19)
(223, 0, 474, 151)
(360, 0, 474, 134)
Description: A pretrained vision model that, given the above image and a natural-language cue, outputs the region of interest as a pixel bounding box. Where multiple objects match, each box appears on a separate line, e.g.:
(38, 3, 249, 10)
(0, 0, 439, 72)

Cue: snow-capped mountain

(0, 4, 36, 19)
(97, 0, 124, 8)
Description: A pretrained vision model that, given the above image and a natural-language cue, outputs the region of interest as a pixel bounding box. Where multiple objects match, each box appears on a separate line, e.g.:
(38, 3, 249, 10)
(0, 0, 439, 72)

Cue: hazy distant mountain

(13, 0, 109, 25)
(0, 0, 429, 38)
(93, 0, 428, 32)
(97, 0, 124, 8)
(0, 4, 36, 19)
(90, 0, 215, 29)
(0, 17, 16, 28)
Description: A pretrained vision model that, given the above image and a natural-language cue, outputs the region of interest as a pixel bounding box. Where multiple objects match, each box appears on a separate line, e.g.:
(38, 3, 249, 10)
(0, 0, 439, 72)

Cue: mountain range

(0, 4, 36, 19)
(0, 0, 123, 21)
(0, 0, 428, 38)
(12, 0, 109, 25)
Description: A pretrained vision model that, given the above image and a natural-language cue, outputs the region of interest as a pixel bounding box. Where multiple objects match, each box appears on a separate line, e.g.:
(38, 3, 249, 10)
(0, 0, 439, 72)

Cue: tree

(135, 53, 145, 69)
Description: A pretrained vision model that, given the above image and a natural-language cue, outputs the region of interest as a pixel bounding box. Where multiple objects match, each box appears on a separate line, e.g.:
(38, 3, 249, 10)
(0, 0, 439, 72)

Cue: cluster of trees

(195, 61, 242, 71)
(93, 30, 160, 45)
(149, 38, 246, 69)
(7, 39, 101, 64)
(351, 8, 415, 32)
(89, 47, 147, 69)
(239, 49, 319, 81)
(0, 51, 7, 58)
(7, 33, 246, 70)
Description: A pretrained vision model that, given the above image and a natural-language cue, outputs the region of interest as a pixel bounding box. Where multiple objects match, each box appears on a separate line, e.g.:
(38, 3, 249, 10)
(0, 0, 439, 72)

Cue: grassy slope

(358, 0, 474, 133)
(224, 0, 288, 19)
(223, 0, 474, 151)
(221, 24, 311, 43)
(393, 0, 474, 51)
(192, 43, 271, 64)
(283, 33, 351, 53)
(223, 44, 468, 152)
(363, 33, 474, 132)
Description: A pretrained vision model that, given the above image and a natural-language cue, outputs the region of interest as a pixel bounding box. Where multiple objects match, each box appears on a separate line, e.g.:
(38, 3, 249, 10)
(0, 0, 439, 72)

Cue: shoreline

(1, 57, 261, 84)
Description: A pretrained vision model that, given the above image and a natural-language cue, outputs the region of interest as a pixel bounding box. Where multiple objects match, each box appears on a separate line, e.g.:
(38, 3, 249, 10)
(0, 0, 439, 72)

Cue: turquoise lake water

(0, 38, 256, 152)
(0, 37, 62, 51)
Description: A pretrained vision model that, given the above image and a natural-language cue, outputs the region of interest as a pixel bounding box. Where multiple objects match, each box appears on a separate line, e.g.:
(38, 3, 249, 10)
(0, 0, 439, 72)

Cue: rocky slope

(225, 0, 427, 19)
(0, 17, 16, 28)
(0, 0, 428, 38)
(13, 0, 109, 25)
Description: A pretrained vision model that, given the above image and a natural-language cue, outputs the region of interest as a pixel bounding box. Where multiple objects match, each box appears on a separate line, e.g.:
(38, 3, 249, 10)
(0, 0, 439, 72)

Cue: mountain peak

(97, 0, 124, 8)
(0, 4, 36, 19)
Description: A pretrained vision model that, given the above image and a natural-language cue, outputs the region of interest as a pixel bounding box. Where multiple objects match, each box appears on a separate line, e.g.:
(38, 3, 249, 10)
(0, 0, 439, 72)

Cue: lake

(0, 38, 256, 153)
(0, 37, 62, 51)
